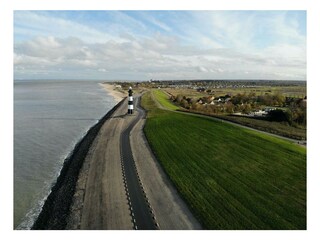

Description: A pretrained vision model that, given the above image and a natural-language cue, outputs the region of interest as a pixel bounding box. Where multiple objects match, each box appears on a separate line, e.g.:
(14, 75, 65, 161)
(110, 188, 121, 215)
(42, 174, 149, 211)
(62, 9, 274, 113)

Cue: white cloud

(196, 66, 209, 72)
(138, 12, 172, 32)
(14, 11, 126, 44)
(14, 35, 306, 80)
(269, 13, 306, 44)
(14, 11, 306, 80)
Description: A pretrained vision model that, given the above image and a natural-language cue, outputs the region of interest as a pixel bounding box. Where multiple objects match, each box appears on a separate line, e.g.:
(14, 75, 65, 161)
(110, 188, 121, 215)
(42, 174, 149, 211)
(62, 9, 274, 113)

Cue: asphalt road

(68, 94, 201, 230)
(120, 97, 158, 230)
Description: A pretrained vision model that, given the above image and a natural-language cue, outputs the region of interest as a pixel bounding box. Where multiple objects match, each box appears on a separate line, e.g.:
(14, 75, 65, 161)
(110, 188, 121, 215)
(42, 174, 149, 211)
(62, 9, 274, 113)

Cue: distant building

(252, 110, 268, 117)
(264, 107, 276, 112)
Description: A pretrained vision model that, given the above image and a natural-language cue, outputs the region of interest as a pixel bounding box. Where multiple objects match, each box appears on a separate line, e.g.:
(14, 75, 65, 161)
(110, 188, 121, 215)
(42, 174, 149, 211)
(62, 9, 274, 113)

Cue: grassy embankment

(151, 89, 180, 111)
(141, 90, 306, 230)
(207, 114, 306, 140)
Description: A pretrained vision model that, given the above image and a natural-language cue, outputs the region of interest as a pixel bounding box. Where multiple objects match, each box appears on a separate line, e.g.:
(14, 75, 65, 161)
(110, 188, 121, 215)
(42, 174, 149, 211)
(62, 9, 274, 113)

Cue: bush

(267, 109, 288, 122)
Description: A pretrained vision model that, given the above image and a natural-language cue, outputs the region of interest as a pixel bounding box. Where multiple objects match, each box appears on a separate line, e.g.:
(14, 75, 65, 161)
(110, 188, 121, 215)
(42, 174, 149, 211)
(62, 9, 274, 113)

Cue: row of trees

(230, 93, 286, 106)
(173, 95, 256, 114)
(173, 93, 306, 127)
(174, 92, 290, 109)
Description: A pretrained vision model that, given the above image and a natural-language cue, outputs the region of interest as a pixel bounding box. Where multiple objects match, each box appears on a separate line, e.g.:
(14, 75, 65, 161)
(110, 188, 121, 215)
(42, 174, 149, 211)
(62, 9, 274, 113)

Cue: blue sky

(14, 11, 306, 80)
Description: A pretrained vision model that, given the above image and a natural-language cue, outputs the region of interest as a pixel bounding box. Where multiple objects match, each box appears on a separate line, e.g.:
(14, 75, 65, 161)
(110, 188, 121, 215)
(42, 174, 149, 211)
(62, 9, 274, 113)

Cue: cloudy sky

(14, 10, 306, 81)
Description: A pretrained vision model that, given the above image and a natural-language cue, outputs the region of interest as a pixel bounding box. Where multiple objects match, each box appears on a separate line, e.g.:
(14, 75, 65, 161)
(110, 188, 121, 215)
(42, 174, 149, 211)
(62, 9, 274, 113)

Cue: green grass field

(210, 114, 306, 140)
(152, 89, 180, 110)
(141, 91, 306, 230)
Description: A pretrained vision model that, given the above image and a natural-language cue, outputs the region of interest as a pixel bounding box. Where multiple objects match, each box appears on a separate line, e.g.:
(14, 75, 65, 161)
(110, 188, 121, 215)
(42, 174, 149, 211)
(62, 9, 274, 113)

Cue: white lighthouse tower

(128, 87, 134, 114)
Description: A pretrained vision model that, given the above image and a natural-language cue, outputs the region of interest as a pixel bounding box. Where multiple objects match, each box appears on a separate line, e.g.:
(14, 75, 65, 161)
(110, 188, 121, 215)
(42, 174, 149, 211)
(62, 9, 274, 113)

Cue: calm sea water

(14, 80, 116, 229)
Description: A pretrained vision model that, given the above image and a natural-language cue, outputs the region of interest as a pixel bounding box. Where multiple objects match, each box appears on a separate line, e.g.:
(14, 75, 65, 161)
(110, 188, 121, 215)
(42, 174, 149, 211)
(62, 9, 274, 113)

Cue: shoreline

(99, 83, 126, 103)
(31, 99, 126, 230)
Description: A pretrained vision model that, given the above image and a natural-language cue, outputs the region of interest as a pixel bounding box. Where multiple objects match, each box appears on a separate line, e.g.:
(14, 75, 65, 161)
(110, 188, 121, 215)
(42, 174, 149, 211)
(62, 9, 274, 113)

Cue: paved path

(120, 97, 158, 230)
(67, 95, 201, 230)
(79, 99, 132, 229)
(131, 97, 202, 230)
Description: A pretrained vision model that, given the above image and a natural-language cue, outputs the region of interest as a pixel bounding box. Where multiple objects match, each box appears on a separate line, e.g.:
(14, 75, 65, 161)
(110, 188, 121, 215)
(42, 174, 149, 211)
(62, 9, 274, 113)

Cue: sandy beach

(100, 83, 126, 103)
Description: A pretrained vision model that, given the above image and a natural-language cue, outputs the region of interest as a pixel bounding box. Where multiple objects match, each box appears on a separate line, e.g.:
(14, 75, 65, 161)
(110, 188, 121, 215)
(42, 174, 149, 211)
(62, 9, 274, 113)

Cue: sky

(14, 10, 306, 81)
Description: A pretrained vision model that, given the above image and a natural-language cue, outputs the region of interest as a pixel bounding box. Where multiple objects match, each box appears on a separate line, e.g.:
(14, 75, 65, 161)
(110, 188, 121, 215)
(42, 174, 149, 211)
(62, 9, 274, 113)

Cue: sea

(14, 80, 117, 229)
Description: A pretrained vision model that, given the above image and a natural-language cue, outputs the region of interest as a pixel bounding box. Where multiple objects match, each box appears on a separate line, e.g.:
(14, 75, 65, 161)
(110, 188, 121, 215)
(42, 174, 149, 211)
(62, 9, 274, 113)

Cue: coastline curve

(31, 98, 126, 230)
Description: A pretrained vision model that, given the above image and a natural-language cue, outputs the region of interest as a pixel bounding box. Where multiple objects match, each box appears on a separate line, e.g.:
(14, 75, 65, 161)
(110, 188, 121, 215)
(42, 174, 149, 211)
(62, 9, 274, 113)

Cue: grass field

(210, 114, 306, 140)
(152, 89, 180, 110)
(141, 91, 306, 229)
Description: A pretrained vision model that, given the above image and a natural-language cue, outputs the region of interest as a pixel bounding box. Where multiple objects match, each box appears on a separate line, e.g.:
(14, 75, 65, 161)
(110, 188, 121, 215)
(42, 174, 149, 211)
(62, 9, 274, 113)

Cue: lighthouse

(128, 87, 134, 114)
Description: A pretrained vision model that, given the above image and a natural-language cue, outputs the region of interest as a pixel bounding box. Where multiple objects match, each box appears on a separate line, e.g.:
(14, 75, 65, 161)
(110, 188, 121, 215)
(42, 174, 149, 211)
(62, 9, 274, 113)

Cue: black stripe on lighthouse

(128, 87, 134, 114)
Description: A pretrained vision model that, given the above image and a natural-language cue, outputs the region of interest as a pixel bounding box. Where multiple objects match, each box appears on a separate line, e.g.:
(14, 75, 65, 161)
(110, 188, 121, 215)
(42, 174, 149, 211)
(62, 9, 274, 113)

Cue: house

(197, 87, 206, 92)
(264, 107, 276, 112)
(208, 96, 215, 101)
(253, 110, 268, 117)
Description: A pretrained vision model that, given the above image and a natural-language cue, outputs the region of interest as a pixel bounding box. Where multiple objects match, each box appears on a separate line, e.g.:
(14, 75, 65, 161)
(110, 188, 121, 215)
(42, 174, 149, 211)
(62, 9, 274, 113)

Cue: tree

(180, 99, 189, 109)
(175, 94, 184, 103)
(242, 104, 252, 114)
(274, 94, 285, 107)
(268, 109, 288, 122)
(225, 102, 235, 113)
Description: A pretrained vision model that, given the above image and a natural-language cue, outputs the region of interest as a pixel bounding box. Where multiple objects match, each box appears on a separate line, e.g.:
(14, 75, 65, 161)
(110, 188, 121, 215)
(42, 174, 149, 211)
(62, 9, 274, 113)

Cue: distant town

(109, 79, 306, 141)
